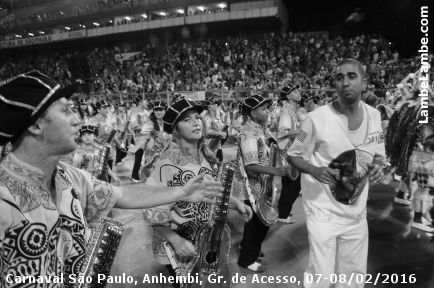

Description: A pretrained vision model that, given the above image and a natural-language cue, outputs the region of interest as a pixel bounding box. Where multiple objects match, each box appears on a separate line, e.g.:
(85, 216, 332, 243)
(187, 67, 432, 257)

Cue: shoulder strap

(163, 240, 183, 276)
(237, 145, 259, 213)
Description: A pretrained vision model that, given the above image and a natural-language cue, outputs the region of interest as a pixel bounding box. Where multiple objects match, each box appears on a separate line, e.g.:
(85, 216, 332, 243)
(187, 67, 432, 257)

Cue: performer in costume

(387, 86, 434, 232)
(114, 103, 130, 166)
(202, 98, 227, 162)
(130, 95, 151, 131)
(233, 94, 291, 272)
(408, 134, 434, 233)
(0, 71, 224, 288)
(143, 97, 252, 287)
(277, 85, 302, 224)
(387, 98, 418, 205)
(138, 100, 172, 182)
(130, 95, 151, 182)
(70, 125, 120, 184)
(91, 100, 125, 182)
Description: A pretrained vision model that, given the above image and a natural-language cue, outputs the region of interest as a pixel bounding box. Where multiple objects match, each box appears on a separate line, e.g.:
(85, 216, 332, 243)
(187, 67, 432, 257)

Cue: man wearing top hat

(128, 95, 151, 181)
(89, 100, 125, 182)
(0, 71, 223, 288)
(277, 84, 302, 224)
(70, 125, 120, 184)
(202, 97, 227, 162)
(233, 94, 291, 272)
(130, 94, 151, 133)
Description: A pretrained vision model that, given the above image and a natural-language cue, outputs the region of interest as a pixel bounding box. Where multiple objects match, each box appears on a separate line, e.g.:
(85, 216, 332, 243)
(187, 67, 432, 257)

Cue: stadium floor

(107, 146, 434, 288)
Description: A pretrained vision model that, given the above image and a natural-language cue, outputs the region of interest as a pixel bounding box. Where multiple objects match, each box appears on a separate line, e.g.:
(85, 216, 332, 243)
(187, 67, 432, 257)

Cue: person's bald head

(365, 94, 378, 107)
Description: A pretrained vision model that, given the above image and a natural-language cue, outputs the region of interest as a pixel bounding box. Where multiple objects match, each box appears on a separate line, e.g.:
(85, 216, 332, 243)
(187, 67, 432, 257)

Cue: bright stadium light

(159, 12, 167, 16)
(197, 6, 205, 12)
(124, 16, 131, 21)
(177, 9, 184, 14)
(93, 22, 100, 26)
(38, 31, 45, 34)
(28, 32, 34, 36)
(218, 3, 226, 9)
(141, 14, 147, 18)
(65, 26, 71, 30)
(15, 34, 22, 38)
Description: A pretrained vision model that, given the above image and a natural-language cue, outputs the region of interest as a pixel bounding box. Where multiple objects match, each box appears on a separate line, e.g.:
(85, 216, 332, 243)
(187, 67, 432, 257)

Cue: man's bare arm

(287, 156, 316, 174)
(288, 156, 337, 184)
(114, 174, 223, 209)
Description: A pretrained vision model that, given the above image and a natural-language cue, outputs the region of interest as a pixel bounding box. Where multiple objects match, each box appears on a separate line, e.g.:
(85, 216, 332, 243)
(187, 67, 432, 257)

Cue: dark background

(285, 0, 431, 57)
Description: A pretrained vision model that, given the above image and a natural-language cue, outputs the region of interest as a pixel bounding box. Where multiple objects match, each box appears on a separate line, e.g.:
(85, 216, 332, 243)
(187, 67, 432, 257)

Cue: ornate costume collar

(0, 153, 71, 192)
(160, 141, 206, 167)
(0, 153, 62, 211)
(2, 153, 46, 181)
(246, 119, 265, 130)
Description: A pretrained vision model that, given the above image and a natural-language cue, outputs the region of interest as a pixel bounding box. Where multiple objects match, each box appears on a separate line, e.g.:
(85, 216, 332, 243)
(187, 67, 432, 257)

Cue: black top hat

(80, 125, 98, 135)
(241, 94, 272, 115)
(172, 93, 183, 103)
(163, 98, 204, 134)
(300, 94, 313, 102)
(96, 100, 110, 109)
(208, 97, 222, 107)
(312, 95, 321, 103)
(201, 100, 211, 110)
(133, 95, 144, 104)
(151, 100, 167, 111)
(0, 70, 76, 145)
(279, 84, 300, 100)
(79, 99, 87, 105)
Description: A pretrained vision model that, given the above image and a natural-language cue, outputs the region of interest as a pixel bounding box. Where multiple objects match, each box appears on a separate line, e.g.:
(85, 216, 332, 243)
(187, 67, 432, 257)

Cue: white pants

(304, 218, 368, 288)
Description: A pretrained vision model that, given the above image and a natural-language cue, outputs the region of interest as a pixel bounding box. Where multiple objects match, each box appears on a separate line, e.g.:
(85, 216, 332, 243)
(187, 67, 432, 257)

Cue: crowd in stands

(0, 4, 229, 42)
(0, 32, 430, 101)
(0, 0, 227, 36)
(0, 52, 72, 85)
(0, 0, 135, 32)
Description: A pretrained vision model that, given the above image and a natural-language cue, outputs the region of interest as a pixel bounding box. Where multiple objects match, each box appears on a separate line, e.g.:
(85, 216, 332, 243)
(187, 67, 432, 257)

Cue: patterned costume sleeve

(240, 129, 260, 166)
(0, 186, 15, 250)
(143, 159, 172, 226)
(61, 163, 121, 227)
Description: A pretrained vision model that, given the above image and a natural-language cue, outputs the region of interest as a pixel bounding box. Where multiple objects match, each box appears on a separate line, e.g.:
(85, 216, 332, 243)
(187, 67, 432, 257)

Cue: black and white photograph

(0, 0, 432, 287)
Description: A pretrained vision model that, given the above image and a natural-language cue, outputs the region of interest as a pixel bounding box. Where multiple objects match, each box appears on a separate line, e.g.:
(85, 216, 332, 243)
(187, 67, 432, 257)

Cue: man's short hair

(336, 58, 365, 79)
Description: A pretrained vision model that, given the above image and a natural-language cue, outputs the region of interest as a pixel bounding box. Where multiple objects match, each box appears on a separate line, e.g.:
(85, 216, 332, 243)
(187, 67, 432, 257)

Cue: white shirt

(287, 102, 385, 224)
